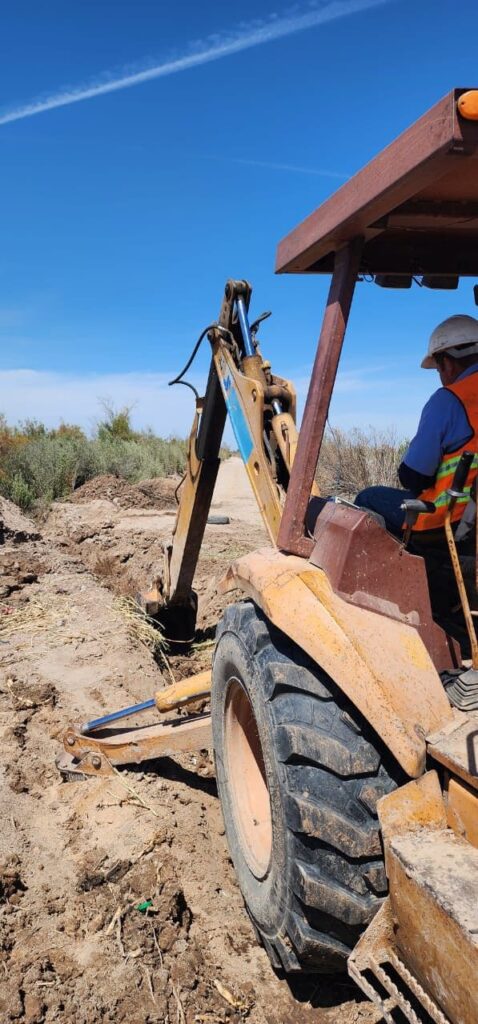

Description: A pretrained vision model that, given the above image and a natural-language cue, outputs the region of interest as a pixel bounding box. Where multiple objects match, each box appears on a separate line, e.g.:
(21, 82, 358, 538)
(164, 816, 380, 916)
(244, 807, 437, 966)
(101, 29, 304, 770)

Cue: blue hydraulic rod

(81, 698, 156, 735)
(236, 296, 283, 416)
(236, 296, 255, 357)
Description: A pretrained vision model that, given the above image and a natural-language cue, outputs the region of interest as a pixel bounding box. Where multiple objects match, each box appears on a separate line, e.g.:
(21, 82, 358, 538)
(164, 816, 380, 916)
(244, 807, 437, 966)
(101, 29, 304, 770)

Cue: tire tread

(213, 601, 400, 973)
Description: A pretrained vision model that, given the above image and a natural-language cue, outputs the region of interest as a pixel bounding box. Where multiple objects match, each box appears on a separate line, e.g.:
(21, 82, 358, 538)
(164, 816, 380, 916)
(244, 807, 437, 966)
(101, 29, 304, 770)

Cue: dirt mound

(69, 474, 178, 511)
(0, 496, 40, 544)
(138, 477, 180, 508)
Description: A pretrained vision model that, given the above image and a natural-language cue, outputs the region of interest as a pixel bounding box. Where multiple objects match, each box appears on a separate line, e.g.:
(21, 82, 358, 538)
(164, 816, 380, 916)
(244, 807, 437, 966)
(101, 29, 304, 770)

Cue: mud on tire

(211, 600, 401, 974)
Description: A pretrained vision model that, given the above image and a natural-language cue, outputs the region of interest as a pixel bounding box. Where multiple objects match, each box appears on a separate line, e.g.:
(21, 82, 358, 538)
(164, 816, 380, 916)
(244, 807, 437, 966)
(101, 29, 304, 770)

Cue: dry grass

(0, 599, 53, 640)
(93, 554, 118, 579)
(0, 598, 91, 662)
(317, 426, 408, 500)
(114, 596, 174, 681)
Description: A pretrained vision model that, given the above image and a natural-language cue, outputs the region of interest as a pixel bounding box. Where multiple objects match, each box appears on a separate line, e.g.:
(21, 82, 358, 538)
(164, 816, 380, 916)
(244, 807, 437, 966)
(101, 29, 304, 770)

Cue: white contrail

(219, 157, 348, 178)
(0, 0, 393, 126)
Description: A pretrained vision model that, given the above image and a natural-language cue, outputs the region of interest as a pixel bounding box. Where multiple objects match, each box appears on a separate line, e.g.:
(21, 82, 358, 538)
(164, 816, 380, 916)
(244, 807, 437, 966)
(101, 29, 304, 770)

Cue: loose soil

(0, 461, 382, 1024)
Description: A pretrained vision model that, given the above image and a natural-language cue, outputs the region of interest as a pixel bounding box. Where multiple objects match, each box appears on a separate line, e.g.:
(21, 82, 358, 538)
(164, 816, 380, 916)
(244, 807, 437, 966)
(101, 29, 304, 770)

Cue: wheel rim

(224, 677, 273, 879)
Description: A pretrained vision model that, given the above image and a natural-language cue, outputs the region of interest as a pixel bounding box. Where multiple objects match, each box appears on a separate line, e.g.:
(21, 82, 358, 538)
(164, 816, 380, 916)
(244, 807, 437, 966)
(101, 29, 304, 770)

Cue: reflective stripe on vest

(411, 372, 478, 533)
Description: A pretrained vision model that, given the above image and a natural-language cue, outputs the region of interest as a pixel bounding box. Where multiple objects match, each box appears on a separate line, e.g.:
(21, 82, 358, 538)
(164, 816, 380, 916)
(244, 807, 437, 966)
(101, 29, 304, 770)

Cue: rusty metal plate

(309, 502, 458, 672)
(276, 88, 478, 275)
(377, 772, 446, 859)
(427, 713, 478, 791)
(447, 776, 478, 848)
(62, 713, 212, 776)
(389, 831, 478, 1024)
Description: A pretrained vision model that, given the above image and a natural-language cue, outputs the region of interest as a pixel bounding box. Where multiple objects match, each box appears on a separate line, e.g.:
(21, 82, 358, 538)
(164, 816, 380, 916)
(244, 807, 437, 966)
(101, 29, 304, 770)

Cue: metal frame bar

(277, 238, 363, 557)
(163, 282, 245, 606)
(61, 714, 212, 777)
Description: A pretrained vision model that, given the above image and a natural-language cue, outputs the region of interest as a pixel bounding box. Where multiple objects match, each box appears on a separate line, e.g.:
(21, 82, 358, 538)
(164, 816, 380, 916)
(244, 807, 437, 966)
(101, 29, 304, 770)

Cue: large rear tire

(211, 600, 401, 973)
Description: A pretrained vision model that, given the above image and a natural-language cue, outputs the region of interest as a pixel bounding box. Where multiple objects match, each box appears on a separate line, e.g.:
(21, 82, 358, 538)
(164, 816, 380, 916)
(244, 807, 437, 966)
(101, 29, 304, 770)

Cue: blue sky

(1, 0, 477, 440)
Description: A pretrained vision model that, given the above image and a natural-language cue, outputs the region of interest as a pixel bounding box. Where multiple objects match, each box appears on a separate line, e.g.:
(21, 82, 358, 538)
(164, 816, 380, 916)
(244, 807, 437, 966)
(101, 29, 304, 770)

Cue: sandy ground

(0, 459, 381, 1023)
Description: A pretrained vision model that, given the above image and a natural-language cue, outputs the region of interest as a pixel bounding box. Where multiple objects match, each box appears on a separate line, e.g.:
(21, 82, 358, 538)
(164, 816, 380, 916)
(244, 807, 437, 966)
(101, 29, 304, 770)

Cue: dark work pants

(355, 485, 416, 538)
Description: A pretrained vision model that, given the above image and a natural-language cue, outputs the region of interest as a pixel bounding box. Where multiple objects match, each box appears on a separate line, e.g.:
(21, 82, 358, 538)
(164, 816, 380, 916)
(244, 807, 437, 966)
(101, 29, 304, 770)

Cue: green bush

(8, 473, 36, 512)
(0, 407, 192, 511)
(96, 403, 136, 442)
(2, 433, 96, 504)
(91, 434, 188, 480)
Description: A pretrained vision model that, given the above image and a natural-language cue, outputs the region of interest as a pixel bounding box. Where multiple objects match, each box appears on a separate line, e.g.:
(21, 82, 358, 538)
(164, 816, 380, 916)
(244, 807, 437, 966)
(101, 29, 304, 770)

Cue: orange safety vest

(412, 372, 478, 533)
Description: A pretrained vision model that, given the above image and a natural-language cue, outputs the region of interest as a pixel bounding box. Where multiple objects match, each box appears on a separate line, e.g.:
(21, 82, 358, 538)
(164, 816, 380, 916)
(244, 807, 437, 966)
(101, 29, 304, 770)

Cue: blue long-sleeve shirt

(399, 362, 478, 494)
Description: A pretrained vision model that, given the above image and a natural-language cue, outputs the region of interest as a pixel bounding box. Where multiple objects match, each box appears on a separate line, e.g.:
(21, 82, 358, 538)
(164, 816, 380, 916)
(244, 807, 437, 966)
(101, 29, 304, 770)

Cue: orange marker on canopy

(458, 89, 478, 120)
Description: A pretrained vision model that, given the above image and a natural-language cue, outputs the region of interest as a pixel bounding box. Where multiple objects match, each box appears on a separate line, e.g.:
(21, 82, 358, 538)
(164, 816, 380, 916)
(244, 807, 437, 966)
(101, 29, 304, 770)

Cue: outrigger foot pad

(443, 667, 478, 711)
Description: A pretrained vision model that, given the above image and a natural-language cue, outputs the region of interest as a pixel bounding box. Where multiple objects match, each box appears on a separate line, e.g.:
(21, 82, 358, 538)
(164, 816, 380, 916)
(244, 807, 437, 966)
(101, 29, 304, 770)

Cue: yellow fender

(221, 548, 454, 778)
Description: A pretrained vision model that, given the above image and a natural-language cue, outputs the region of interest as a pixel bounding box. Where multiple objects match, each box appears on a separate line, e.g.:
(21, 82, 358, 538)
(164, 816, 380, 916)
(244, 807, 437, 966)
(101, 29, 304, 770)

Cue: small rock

(155, 968, 170, 991)
(8, 891, 23, 906)
(89, 912, 105, 933)
(158, 922, 177, 952)
(24, 993, 44, 1023)
(63, 915, 80, 936)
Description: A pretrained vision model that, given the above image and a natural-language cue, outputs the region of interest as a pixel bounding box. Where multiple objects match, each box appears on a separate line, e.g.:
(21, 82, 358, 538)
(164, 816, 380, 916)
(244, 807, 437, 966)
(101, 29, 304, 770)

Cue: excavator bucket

(137, 579, 198, 647)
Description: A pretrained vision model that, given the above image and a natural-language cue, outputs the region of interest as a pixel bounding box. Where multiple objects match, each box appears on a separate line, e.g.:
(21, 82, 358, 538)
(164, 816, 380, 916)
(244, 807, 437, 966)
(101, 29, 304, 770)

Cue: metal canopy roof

(276, 88, 478, 277)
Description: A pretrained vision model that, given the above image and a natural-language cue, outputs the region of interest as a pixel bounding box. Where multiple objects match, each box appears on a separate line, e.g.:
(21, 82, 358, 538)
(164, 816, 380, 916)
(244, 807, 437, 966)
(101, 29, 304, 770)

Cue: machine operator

(356, 314, 478, 541)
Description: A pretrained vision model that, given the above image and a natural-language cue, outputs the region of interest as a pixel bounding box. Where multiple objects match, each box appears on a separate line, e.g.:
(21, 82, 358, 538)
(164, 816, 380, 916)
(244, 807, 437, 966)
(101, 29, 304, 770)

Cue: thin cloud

(209, 156, 348, 178)
(0, 364, 427, 440)
(0, 0, 394, 126)
(0, 369, 203, 438)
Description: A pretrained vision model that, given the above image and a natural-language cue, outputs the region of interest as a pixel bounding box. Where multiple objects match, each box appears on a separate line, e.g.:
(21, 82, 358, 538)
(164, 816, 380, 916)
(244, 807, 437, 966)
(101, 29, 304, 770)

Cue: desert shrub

(0, 400, 405, 515)
(0, 407, 191, 510)
(16, 418, 49, 438)
(96, 403, 136, 442)
(8, 473, 36, 512)
(0, 409, 405, 513)
(1, 433, 191, 506)
(88, 435, 189, 481)
(53, 423, 87, 440)
(1, 433, 96, 504)
(317, 426, 408, 500)
(0, 415, 29, 461)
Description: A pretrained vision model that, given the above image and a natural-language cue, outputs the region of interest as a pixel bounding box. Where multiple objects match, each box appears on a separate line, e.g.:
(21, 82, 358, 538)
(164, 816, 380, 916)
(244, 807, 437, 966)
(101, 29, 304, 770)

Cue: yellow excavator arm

(140, 278, 304, 640)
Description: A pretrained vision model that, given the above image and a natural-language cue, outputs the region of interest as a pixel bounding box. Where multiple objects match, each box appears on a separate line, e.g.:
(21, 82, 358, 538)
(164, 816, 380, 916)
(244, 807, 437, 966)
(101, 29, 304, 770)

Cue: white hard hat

(422, 314, 478, 368)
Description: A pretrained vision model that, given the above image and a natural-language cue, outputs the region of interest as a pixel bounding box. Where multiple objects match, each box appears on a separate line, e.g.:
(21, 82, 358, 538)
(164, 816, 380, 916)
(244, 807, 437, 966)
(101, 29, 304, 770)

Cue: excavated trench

(0, 463, 381, 1024)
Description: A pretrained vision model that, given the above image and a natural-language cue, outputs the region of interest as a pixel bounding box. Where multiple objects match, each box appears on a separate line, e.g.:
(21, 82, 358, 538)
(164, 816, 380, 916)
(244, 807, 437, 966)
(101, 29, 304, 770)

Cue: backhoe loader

(60, 88, 478, 1023)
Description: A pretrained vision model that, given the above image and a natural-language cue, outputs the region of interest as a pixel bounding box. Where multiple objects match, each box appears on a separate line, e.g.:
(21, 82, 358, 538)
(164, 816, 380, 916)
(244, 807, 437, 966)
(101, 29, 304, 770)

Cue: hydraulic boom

(140, 278, 301, 641)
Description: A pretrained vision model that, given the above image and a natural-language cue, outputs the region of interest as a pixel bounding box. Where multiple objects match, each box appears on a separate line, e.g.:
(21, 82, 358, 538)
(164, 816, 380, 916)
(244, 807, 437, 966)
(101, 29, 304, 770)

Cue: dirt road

(0, 460, 381, 1023)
